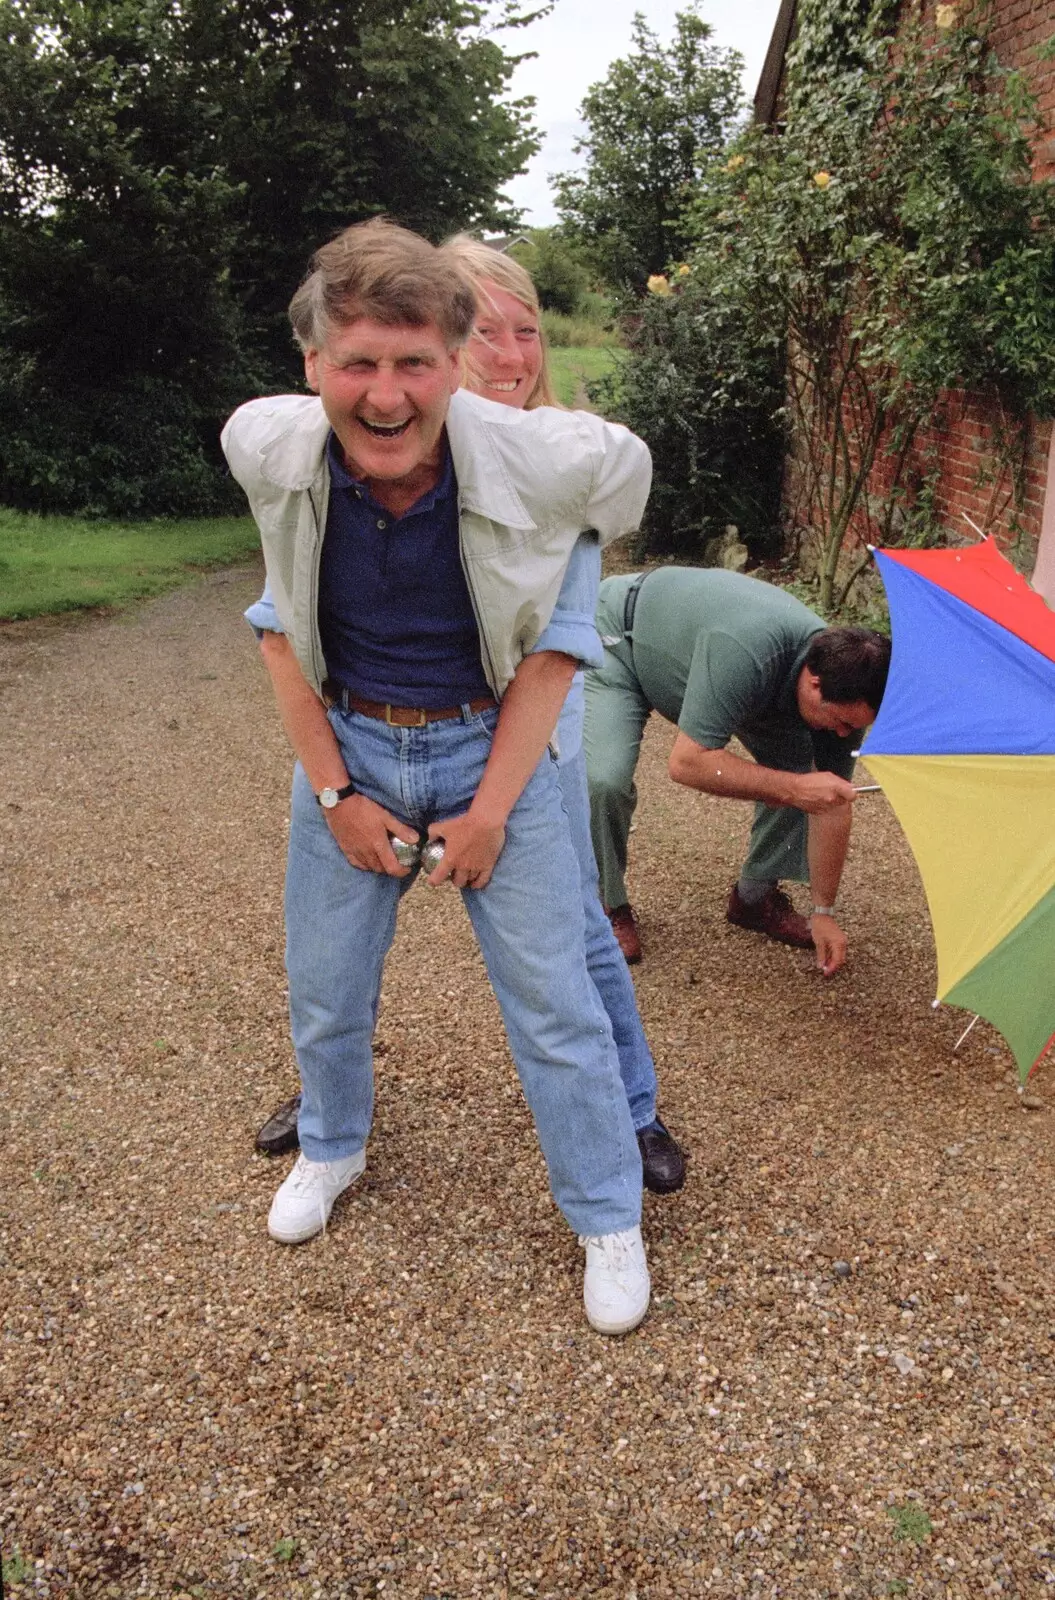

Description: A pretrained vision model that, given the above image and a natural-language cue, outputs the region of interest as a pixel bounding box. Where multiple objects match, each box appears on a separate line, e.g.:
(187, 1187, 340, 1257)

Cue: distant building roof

(480, 233, 531, 254)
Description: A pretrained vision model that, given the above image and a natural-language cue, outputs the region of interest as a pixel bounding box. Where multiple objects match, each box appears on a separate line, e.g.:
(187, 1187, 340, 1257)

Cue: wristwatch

(811, 904, 836, 917)
(316, 780, 356, 809)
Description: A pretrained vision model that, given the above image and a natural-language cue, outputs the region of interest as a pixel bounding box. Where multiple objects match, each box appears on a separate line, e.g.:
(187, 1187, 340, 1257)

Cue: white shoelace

(286, 1155, 341, 1237)
(579, 1231, 637, 1273)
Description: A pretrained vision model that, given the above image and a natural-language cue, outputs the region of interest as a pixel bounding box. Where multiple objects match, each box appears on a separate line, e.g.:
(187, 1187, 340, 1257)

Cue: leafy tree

(0, 0, 542, 515)
(508, 228, 590, 314)
(552, 4, 743, 290)
(211, 0, 544, 378)
(0, 0, 254, 513)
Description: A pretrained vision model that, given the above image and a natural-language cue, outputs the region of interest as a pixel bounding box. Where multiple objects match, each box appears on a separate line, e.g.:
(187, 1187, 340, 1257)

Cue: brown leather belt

(323, 682, 497, 727)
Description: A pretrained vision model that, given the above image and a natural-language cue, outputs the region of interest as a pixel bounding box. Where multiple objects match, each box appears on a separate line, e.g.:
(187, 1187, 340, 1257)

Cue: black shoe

(255, 1092, 302, 1156)
(637, 1119, 686, 1195)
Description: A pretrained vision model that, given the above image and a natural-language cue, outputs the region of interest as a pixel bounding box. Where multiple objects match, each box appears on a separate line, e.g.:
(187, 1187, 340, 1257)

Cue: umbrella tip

(931, 998, 941, 1010)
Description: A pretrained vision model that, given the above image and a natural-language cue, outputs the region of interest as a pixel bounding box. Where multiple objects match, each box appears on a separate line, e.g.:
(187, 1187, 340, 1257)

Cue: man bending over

(584, 567, 890, 972)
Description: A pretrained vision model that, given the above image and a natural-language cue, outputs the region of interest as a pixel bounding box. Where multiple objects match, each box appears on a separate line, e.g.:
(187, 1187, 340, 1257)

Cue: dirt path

(3, 566, 1053, 1599)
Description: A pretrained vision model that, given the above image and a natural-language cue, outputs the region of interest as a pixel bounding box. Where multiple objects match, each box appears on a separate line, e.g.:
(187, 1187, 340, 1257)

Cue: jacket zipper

(457, 504, 501, 696)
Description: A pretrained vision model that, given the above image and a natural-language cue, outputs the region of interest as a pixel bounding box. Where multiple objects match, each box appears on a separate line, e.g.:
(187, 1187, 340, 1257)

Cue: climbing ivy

(617, 1, 1055, 609)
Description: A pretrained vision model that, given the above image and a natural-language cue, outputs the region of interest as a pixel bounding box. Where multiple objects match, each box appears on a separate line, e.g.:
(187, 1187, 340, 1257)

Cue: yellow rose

(647, 274, 672, 297)
(935, 4, 957, 27)
(676, 263, 691, 277)
(725, 154, 746, 172)
(813, 170, 832, 189)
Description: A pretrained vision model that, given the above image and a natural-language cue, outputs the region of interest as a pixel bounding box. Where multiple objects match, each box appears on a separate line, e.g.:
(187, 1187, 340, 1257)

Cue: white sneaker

(580, 1225, 650, 1335)
(267, 1150, 366, 1244)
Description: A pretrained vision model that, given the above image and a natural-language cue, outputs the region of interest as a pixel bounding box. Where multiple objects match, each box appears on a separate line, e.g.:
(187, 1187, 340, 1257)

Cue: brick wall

(908, 0, 1055, 564)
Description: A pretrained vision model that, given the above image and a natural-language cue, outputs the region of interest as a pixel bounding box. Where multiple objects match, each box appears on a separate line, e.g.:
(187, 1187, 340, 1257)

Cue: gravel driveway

(3, 564, 1054, 1599)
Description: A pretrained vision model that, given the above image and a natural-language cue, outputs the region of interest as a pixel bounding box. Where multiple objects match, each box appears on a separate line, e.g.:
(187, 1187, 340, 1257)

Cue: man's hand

(810, 912, 848, 977)
(669, 736, 857, 816)
(426, 810, 506, 890)
(791, 772, 857, 814)
(327, 792, 416, 877)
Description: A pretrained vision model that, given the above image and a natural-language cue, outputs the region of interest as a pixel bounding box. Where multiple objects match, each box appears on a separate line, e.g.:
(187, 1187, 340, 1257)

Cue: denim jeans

(285, 704, 642, 1238)
(556, 743, 657, 1130)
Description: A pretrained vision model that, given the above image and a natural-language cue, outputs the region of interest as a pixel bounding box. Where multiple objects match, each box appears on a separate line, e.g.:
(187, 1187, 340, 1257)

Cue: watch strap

(316, 780, 356, 807)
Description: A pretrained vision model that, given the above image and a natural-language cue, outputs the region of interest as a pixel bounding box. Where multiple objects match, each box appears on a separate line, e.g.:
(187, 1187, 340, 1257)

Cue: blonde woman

(255, 235, 685, 1197)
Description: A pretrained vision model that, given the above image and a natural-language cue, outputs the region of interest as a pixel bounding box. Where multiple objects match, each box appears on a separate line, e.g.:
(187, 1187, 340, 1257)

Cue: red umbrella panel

(861, 538, 1055, 1081)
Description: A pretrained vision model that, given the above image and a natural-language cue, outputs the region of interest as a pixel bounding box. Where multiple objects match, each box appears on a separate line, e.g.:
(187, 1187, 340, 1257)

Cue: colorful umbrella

(861, 538, 1055, 1082)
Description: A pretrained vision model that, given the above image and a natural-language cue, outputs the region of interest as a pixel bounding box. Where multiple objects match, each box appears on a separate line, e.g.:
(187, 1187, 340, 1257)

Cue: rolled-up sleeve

(529, 534, 603, 668)
(244, 580, 286, 638)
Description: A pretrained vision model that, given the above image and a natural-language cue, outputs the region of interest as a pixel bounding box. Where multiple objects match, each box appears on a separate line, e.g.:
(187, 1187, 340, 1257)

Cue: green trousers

(584, 576, 811, 910)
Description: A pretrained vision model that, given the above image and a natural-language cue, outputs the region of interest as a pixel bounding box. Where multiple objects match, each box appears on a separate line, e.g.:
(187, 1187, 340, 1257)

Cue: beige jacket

(221, 388, 651, 698)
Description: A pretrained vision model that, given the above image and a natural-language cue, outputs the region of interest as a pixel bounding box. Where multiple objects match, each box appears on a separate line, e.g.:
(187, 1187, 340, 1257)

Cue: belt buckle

(385, 704, 427, 727)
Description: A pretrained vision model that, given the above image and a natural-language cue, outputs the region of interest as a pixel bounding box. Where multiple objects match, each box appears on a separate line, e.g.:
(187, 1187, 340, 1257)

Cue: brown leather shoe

(637, 1119, 686, 1194)
(255, 1092, 302, 1156)
(606, 903, 642, 964)
(726, 883, 813, 949)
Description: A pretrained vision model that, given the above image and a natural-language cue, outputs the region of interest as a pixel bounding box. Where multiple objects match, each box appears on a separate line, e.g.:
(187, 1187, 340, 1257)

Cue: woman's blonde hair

(439, 233, 559, 409)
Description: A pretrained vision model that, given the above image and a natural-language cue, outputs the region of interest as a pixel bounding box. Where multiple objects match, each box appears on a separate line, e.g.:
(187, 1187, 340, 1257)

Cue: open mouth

(359, 417, 413, 439)
(486, 380, 520, 393)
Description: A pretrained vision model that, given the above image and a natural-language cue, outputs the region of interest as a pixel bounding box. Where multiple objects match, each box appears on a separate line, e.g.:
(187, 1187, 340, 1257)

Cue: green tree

(508, 228, 589, 313)
(0, 0, 254, 513)
(0, 0, 542, 515)
(618, 0, 1055, 601)
(212, 0, 544, 378)
(552, 4, 743, 290)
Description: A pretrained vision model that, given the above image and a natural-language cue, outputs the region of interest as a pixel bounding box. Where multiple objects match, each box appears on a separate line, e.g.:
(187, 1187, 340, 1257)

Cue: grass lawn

(0, 507, 260, 621)
(547, 345, 624, 409)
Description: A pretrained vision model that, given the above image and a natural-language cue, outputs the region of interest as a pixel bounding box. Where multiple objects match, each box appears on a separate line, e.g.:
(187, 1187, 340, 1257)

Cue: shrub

(602, 264, 786, 559)
(0, 373, 242, 518)
(541, 311, 619, 349)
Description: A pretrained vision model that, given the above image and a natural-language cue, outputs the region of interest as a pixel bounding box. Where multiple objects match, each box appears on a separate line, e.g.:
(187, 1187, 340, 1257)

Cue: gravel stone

(3, 563, 1054, 1598)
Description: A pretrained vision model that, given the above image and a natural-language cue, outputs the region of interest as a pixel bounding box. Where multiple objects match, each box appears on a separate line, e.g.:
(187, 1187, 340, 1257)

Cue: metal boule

(420, 840, 445, 874)
(389, 835, 421, 868)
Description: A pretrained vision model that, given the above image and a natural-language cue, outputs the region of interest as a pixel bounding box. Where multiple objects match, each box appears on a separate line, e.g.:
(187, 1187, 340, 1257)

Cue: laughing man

(222, 220, 653, 1336)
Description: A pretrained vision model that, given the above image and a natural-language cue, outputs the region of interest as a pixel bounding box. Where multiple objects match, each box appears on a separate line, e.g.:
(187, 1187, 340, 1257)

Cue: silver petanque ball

(389, 835, 421, 868)
(420, 840, 446, 875)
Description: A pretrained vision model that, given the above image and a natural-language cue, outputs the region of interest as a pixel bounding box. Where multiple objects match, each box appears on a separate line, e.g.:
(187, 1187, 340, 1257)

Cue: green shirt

(616, 568, 856, 779)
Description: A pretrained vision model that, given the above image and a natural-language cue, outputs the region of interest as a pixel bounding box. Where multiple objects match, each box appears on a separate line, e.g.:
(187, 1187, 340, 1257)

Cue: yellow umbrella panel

(862, 754, 1055, 1075)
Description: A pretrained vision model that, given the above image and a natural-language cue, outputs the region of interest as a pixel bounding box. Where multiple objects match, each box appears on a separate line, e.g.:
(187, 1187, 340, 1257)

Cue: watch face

(319, 787, 339, 809)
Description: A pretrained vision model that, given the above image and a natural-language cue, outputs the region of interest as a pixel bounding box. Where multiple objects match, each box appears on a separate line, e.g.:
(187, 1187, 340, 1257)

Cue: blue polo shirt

(317, 431, 492, 709)
(244, 434, 607, 704)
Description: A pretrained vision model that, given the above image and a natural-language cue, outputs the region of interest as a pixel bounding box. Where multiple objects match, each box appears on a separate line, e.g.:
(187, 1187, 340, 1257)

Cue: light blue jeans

(556, 743, 657, 1130)
(285, 704, 642, 1238)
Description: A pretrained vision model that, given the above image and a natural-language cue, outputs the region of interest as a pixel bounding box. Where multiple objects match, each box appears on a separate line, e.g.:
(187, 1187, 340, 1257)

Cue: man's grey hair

(289, 218, 477, 353)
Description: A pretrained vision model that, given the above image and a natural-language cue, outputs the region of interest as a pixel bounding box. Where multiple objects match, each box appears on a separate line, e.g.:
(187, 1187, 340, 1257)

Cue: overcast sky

(500, 0, 784, 225)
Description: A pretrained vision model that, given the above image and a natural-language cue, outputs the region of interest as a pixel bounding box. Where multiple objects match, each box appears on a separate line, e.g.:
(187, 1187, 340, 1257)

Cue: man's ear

(304, 348, 320, 393)
(448, 345, 462, 395)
